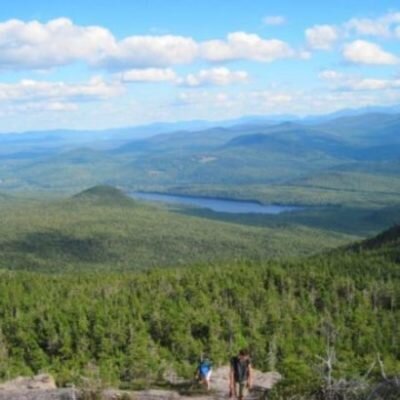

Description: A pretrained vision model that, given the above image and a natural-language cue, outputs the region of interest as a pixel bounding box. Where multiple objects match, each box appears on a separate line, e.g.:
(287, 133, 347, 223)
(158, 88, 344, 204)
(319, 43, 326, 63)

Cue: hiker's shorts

(200, 370, 212, 381)
(234, 381, 247, 399)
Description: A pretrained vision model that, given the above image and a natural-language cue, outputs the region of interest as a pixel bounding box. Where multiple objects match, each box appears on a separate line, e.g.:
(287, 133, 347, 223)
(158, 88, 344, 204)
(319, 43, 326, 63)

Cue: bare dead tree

(316, 346, 336, 390)
(376, 353, 387, 381)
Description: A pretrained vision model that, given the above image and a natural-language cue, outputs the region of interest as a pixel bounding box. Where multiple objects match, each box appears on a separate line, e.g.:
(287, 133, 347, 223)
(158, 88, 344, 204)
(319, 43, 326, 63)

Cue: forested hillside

(0, 187, 355, 272)
(1, 112, 400, 203)
(0, 226, 399, 397)
(0, 114, 399, 398)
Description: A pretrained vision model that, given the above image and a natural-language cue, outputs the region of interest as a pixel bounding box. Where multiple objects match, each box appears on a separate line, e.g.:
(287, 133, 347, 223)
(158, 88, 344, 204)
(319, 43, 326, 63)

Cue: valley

(2, 2, 400, 398)
(0, 110, 399, 398)
(0, 186, 355, 273)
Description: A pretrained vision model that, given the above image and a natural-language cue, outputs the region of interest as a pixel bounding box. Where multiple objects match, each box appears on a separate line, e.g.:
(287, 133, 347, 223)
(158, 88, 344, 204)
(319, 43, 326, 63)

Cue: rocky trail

(0, 367, 282, 400)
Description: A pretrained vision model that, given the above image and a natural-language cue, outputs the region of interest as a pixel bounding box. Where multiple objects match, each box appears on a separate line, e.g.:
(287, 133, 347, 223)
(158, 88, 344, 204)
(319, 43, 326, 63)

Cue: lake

(130, 192, 302, 214)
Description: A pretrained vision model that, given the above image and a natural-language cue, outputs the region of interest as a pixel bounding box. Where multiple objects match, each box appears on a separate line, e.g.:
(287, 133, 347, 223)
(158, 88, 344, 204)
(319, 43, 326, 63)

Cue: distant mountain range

(1, 103, 400, 150)
(0, 107, 399, 200)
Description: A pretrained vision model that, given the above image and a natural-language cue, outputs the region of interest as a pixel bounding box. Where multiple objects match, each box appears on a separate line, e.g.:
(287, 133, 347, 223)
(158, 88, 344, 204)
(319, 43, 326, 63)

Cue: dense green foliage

(0, 230, 399, 396)
(0, 110, 399, 397)
(0, 188, 354, 272)
(178, 200, 400, 238)
(161, 165, 400, 208)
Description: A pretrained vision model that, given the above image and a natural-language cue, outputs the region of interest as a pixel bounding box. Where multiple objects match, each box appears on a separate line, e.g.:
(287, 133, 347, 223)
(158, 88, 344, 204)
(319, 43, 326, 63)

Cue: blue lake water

(130, 192, 302, 215)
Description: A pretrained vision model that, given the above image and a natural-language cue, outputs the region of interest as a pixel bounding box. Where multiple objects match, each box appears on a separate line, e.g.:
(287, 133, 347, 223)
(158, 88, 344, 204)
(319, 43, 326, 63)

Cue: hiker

(196, 356, 213, 390)
(229, 349, 253, 400)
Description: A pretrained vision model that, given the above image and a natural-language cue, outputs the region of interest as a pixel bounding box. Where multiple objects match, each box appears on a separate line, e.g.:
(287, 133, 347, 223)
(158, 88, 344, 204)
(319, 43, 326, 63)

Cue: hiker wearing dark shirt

(229, 349, 253, 400)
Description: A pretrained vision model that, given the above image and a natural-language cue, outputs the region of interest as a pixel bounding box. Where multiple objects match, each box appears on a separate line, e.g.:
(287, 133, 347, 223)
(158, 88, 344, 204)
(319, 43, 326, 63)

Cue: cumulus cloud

(343, 40, 399, 65)
(346, 17, 390, 37)
(178, 67, 248, 87)
(347, 78, 400, 91)
(0, 76, 123, 105)
(0, 18, 197, 70)
(345, 12, 400, 37)
(319, 69, 400, 91)
(98, 35, 198, 69)
(0, 18, 116, 69)
(120, 68, 177, 82)
(305, 12, 400, 50)
(0, 18, 200, 70)
(0, 18, 302, 70)
(263, 16, 287, 26)
(201, 32, 294, 62)
(0, 18, 199, 70)
(305, 25, 338, 50)
(304, 12, 400, 55)
(0, 18, 198, 69)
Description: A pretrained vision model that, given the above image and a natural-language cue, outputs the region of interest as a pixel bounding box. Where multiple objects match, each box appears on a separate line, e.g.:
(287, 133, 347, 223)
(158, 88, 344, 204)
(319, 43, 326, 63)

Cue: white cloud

(0, 18, 116, 69)
(343, 40, 399, 65)
(0, 19, 301, 70)
(0, 18, 198, 69)
(347, 78, 400, 91)
(299, 50, 312, 60)
(319, 70, 344, 81)
(7, 101, 79, 113)
(172, 85, 400, 119)
(263, 16, 287, 26)
(118, 67, 249, 87)
(120, 68, 177, 82)
(304, 12, 400, 50)
(319, 69, 400, 91)
(304, 12, 400, 54)
(346, 17, 390, 37)
(345, 12, 400, 37)
(98, 35, 198, 69)
(0, 76, 123, 105)
(0, 18, 197, 70)
(250, 90, 293, 105)
(201, 32, 294, 62)
(178, 67, 248, 87)
(305, 25, 338, 50)
(175, 91, 231, 107)
(45, 102, 79, 111)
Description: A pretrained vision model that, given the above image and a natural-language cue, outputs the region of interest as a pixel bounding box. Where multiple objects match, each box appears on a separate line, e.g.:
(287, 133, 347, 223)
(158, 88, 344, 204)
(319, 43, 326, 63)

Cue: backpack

(231, 356, 250, 383)
(198, 360, 212, 377)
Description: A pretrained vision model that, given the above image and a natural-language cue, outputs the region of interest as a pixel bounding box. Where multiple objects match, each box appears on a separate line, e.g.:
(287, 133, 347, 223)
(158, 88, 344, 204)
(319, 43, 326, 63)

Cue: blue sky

(0, 0, 400, 132)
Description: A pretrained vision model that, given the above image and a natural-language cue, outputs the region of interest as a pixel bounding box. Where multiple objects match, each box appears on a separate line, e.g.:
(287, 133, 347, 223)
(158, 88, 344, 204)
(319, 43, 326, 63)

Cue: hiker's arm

(229, 366, 234, 391)
(247, 364, 253, 388)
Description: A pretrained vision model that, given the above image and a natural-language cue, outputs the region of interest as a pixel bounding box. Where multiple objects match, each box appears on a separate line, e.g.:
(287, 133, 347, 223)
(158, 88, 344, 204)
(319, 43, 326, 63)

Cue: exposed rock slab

(0, 374, 76, 400)
(210, 366, 281, 393)
(0, 368, 282, 400)
(0, 374, 57, 391)
(0, 388, 76, 400)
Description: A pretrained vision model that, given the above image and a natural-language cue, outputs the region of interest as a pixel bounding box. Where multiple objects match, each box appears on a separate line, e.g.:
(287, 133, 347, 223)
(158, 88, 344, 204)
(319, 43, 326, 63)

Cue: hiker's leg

(238, 382, 245, 400)
(232, 382, 238, 398)
(205, 371, 212, 390)
(199, 374, 205, 388)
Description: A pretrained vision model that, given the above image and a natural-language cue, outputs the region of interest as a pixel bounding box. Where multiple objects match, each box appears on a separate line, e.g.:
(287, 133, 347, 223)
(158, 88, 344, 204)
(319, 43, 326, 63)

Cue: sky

(0, 0, 400, 132)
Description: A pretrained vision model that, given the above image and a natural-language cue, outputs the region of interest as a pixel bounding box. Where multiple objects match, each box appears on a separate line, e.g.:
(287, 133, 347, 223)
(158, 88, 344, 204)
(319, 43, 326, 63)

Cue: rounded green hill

(72, 185, 135, 206)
